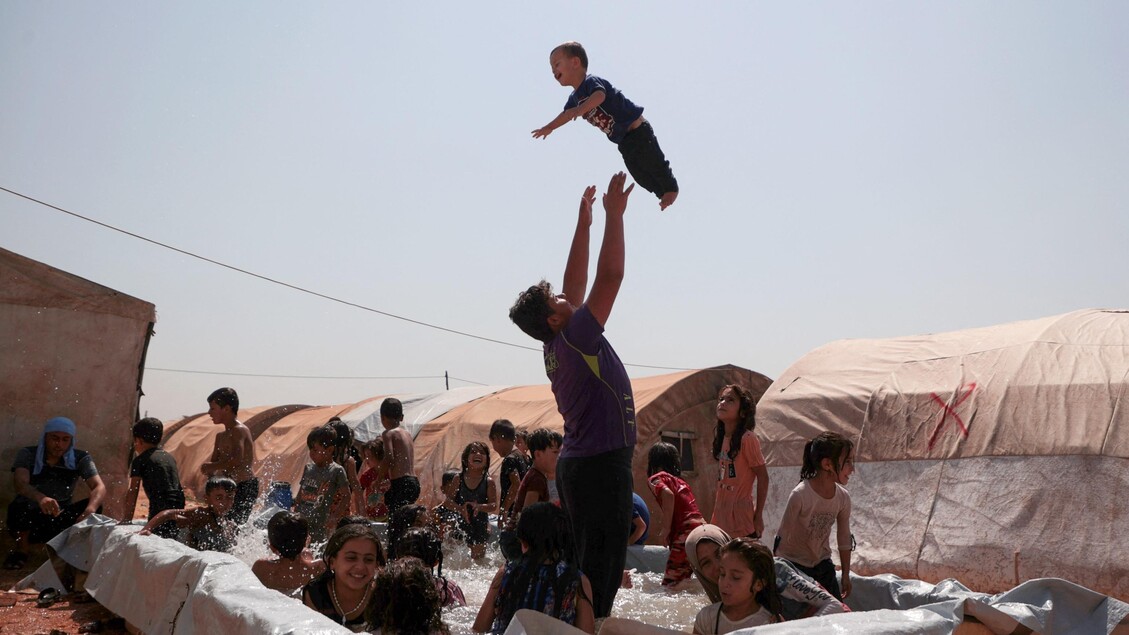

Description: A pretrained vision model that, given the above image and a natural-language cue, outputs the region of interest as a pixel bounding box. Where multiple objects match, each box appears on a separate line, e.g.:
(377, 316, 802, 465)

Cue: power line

(2, 185, 696, 371)
(147, 367, 447, 380)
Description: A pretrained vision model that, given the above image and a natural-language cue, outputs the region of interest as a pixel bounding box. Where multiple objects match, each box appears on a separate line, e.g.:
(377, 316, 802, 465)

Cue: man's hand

(579, 185, 596, 225)
(841, 575, 852, 598)
(531, 126, 553, 139)
(602, 171, 634, 217)
(39, 496, 61, 517)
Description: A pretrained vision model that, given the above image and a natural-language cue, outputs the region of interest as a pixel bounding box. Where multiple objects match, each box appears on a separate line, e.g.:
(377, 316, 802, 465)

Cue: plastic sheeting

(19, 516, 351, 634)
(12, 518, 1129, 635)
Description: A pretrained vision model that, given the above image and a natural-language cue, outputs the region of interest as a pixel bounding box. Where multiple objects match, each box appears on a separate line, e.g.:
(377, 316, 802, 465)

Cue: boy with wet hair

(294, 426, 349, 542)
(507, 172, 637, 618)
(253, 511, 326, 596)
(121, 417, 185, 538)
(489, 419, 529, 528)
(380, 398, 420, 516)
(201, 387, 258, 525)
(141, 476, 237, 553)
(533, 41, 678, 211)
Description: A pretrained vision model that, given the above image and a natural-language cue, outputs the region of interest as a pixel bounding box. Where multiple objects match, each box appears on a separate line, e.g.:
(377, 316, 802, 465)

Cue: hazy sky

(3, 3, 1127, 421)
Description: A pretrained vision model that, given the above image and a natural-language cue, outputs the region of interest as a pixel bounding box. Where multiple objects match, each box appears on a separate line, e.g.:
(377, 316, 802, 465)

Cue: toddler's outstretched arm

(532, 91, 606, 139)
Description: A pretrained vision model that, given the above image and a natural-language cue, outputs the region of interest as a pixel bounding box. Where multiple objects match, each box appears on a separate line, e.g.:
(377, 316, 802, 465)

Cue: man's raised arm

(562, 185, 596, 306)
(586, 172, 633, 327)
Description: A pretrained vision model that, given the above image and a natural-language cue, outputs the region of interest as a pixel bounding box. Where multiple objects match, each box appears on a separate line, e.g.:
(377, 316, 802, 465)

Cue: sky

(2, 3, 1127, 421)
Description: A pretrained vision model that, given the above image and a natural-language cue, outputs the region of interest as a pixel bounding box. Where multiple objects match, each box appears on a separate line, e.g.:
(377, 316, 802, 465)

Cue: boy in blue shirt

(533, 41, 678, 211)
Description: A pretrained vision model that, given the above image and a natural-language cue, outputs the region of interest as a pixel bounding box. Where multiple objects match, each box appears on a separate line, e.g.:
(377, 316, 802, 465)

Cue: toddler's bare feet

(659, 191, 678, 210)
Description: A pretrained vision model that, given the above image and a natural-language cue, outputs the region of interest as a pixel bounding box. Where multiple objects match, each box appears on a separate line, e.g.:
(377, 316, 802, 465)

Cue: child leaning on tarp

(140, 475, 237, 553)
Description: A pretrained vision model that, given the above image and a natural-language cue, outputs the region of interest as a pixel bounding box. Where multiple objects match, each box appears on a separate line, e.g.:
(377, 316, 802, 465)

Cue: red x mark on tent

(927, 382, 977, 451)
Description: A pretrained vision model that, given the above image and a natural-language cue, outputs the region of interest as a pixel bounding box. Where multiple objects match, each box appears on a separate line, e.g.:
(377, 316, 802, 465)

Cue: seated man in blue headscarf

(4, 416, 106, 570)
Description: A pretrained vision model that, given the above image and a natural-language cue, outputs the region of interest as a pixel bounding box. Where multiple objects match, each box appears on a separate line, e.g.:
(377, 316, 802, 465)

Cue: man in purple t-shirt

(508, 171, 636, 618)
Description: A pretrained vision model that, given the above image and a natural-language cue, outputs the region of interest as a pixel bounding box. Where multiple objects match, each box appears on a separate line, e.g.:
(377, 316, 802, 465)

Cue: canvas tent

(413, 365, 772, 528)
(163, 387, 504, 499)
(754, 308, 1129, 601)
(162, 365, 772, 536)
(0, 247, 155, 519)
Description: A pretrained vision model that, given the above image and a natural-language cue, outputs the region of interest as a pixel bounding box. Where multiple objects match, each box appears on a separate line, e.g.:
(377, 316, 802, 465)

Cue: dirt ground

(0, 522, 132, 635)
(0, 552, 128, 635)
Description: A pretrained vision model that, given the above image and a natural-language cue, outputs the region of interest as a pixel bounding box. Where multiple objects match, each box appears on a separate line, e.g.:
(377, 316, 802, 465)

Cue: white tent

(754, 309, 1129, 601)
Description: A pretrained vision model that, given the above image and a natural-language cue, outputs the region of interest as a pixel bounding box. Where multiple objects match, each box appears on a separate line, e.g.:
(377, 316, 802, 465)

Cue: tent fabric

(0, 247, 155, 519)
(412, 365, 772, 524)
(339, 386, 506, 443)
(754, 309, 1129, 601)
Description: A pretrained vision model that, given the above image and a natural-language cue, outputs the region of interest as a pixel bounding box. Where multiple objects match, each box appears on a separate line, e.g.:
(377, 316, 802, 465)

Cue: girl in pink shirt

(711, 385, 769, 539)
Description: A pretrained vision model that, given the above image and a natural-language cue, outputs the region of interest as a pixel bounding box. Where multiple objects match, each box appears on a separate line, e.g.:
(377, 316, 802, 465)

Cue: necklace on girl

(329, 578, 371, 624)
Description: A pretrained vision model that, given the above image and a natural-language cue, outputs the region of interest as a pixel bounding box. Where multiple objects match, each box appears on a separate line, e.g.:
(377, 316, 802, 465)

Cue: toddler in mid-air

(532, 41, 679, 211)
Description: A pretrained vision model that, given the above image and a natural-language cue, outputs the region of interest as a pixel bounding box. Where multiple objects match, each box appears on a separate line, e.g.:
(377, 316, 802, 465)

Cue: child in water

(473, 502, 594, 634)
(773, 431, 856, 600)
(693, 538, 783, 633)
(647, 442, 706, 590)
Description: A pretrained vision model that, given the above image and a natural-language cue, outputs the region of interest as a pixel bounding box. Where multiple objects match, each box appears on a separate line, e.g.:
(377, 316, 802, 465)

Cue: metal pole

(445, 371, 449, 391)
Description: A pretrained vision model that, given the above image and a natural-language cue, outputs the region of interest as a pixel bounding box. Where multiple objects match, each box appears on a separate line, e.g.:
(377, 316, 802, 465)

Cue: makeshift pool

(227, 519, 704, 633)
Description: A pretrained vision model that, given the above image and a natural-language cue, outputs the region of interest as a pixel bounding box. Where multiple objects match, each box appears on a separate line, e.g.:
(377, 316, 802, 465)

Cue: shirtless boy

(200, 387, 259, 525)
(379, 398, 419, 516)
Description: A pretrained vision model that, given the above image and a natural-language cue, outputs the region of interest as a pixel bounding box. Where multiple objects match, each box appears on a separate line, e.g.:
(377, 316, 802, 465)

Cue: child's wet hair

(267, 511, 309, 560)
(502, 502, 583, 621)
(396, 526, 459, 605)
(205, 476, 237, 493)
(321, 522, 386, 567)
(132, 417, 164, 445)
(441, 469, 459, 489)
(527, 428, 562, 454)
(712, 384, 757, 460)
(367, 557, 450, 635)
(509, 280, 556, 343)
(387, 503, 429, 559)
(207, 387, 239, 413)
(552, 41, 588, 69)
(800, 431, 854, 481)
(647, 441, 682, 477)
(366, 437, 385, 460)
(306, 425, 336, 450)
(721, 537, 783, 618)
(489, 419, 516, 441)
(380, 397, 403, 421)
(335, 515, 372, 531)
(460, 441, 492, 474)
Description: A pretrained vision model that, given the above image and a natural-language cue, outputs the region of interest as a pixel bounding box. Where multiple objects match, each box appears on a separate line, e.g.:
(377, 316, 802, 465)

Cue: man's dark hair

(509, 280, 556, 343)
(380, 397, 403, 421)
(527, 428, 563, 454)
(267, 511, 309, 559)
(553, 41, 588, 69)
(207, 387, 239, 413)
(205, 476, 237, 493)
(489, 419, 516, 441)
(306, 426, 336, 449)
(132, 417, 164, 446)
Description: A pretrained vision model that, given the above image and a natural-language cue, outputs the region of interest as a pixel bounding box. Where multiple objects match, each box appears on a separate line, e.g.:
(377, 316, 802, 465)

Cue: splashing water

(227, 518, 705, 633)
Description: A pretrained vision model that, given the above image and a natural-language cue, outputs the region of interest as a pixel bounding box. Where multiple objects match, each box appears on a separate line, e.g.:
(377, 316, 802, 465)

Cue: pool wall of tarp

(18, 518, 1129, 635)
